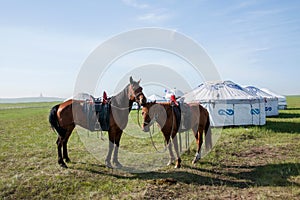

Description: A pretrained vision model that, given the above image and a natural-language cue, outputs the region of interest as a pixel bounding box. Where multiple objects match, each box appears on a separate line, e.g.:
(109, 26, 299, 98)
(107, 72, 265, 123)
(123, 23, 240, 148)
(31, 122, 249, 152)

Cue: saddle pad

(96, 103, 110, 131)
(178, 103, 192, 133)
(172, 105, 181, 132)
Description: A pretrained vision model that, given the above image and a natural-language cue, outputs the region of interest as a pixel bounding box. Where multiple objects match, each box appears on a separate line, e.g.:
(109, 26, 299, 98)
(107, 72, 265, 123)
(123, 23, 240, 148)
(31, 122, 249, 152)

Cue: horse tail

(204, 116, 212, 151)
(49, 104, 66, 137)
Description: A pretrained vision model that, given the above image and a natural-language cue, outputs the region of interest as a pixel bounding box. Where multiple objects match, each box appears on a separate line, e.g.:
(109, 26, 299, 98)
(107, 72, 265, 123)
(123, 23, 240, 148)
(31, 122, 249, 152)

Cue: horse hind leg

(62, 131, 72, 163)
(192, 127, 203, 164)
(57, 137, 67, 168)
(205, 120, 213, 151)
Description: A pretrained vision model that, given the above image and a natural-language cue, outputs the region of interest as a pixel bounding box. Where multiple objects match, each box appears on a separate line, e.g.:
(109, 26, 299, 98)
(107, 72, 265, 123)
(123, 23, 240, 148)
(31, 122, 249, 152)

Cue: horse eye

(141, 111, 144, 115)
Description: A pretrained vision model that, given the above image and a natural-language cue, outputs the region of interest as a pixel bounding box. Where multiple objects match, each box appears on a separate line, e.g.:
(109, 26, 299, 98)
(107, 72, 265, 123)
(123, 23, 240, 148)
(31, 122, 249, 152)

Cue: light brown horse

(49, 77, 146, 168)
(141, 102, 212, 168)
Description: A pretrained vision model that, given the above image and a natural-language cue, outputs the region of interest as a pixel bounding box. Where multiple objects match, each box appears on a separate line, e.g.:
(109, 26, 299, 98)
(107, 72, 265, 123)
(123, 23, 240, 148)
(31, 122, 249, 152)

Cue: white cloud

(252, 47, 270, 52)
(212, 0, 259, 17)
(137, 11, 173, 23)
(247, 9, 284, 17)
(122, 0, 149, 9)
(121, 0, 174, 24)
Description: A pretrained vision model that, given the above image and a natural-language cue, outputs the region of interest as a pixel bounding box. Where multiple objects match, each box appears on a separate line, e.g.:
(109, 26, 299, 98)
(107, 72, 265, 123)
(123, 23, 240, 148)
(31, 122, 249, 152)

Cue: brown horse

(141, 101, 212, 168)
(49, 77, 146, 168)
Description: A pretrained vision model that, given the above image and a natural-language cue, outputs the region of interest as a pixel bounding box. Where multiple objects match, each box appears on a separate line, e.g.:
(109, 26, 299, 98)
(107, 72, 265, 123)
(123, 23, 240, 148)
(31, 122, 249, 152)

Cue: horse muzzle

(139, 96, 146, 106)
(142, 124, 150, 132)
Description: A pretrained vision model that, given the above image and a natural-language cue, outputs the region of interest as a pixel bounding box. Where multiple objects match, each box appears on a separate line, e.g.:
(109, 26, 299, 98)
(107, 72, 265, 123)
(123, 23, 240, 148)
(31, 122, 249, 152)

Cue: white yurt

(245, 86, 279, 116)
(147, 94, 165, 102)
(181, 80, 266, 127)
(261, 88, 287, 110)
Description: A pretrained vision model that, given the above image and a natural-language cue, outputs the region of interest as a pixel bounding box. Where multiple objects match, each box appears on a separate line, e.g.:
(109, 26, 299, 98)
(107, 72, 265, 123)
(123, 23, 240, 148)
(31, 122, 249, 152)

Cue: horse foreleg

(57, 137, 67, 168)
(167, 141, 175, 166)
(163, 133, 175, 166)
(112, 131, 124, 168)
(112, 145, 122, 168)
(105, 141, 114, 168)
(172, 135, 181, 168)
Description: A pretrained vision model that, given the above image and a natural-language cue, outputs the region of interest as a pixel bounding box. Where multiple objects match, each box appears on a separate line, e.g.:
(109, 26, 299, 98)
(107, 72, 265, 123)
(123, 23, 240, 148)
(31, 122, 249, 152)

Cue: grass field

(0, 97, 299, 199)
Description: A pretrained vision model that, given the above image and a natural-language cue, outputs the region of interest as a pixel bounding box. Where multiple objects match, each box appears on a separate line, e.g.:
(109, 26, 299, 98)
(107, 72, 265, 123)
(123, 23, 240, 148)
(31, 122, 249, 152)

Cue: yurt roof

(260, 88, 286, 101)
(182, 80, 262, 103)
(245, 86, 277, 99)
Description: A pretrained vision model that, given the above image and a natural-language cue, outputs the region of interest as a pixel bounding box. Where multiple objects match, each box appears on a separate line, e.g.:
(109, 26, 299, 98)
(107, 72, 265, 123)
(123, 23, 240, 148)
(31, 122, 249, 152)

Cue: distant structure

(164, 88, 184, 100)
(147, 94, 165, 102)
(40, 93, 43, 98)
(181, 80, 266, 127)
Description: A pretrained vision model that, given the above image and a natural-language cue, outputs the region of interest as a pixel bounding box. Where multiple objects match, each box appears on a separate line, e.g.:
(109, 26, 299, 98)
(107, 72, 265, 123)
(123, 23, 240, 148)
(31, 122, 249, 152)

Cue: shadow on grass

(264, 121, 300, 134)
(286, 108, 300, 111)
(72, 161, 300, 189)
(190, 162, 300, 188)
(227, 163, 300, 187)
(276, 112, 300, 118)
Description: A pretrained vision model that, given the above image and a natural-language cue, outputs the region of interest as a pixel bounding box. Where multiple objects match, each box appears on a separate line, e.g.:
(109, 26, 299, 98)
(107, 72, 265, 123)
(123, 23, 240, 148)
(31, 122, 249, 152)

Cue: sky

(0, 0, 299, 98)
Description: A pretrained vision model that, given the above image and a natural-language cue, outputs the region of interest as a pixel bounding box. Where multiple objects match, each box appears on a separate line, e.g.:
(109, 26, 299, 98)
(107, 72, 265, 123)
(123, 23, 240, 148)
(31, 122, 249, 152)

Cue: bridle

(142, 113, 158, 128)
(134, 88, 144, 103)
(129, 84, 144, 104)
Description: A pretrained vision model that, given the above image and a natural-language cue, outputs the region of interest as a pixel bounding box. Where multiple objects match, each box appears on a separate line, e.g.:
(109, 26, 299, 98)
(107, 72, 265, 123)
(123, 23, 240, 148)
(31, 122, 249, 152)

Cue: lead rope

(148, 105, 177, 153)
(135, 104, 159, 150)
(148, 115, 168, 153)
(137, 105, 142, 128)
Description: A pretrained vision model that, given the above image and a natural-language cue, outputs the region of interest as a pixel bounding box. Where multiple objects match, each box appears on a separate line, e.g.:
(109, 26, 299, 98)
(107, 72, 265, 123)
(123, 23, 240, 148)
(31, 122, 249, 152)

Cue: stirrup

(94, 121, 101, 131)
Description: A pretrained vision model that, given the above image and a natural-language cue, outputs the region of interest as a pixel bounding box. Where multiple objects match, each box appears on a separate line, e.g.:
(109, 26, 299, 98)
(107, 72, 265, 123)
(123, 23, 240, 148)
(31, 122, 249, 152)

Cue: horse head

(141, 101, 161, 132)
(141, 102, 153, 132)
(128, 76, 147, 106)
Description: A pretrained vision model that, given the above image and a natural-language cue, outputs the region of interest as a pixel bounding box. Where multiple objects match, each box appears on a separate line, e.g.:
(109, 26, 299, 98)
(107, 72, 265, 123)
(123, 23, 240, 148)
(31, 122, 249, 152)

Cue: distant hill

(0, 97, 64, 103)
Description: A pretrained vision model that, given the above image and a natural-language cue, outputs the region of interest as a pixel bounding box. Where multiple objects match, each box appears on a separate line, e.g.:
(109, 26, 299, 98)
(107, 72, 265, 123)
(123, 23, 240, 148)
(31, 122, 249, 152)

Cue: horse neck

(151, 103, 172, 127)
(111, 84, 134, 112)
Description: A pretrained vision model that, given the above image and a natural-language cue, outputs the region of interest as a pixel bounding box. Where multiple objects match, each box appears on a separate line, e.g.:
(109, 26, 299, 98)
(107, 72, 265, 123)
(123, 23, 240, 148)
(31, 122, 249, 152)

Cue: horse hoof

(113, 161, 123, 169)
(174, 164, 181, 169)
(167, 160, 174, 166)
(192, 158, 200, 165)
(105, 160, 113, 169)
(64, 158, 71, 163)
(59, 163, 68, 168)
(167, 158, 175, 166)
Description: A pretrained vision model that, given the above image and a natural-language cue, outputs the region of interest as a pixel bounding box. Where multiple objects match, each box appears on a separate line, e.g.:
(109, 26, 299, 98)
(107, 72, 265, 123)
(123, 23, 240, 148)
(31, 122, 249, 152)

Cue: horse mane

(110, 83, 138, 111)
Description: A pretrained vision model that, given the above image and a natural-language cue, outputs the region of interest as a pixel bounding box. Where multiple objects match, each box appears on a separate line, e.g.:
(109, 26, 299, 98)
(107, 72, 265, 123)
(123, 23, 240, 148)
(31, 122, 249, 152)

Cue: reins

(147, 104, 177, 153)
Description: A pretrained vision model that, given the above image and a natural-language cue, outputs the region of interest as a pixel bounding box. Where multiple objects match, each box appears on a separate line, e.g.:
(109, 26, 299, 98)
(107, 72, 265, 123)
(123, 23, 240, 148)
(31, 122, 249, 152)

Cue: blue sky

(0, 0, 299, 98)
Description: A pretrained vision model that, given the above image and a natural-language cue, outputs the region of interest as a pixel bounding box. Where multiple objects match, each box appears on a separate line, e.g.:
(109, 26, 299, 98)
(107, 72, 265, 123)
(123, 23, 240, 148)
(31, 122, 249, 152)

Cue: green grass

(0, 98, 299, 199)
(286, 95, 300, 109)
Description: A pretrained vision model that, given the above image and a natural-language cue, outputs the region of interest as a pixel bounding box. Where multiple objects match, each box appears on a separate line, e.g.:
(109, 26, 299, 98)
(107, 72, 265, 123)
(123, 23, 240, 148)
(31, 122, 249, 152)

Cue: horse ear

(153, 100, 156, 103)
(138, 78, 141, 84)
(130, 76, 133, 84)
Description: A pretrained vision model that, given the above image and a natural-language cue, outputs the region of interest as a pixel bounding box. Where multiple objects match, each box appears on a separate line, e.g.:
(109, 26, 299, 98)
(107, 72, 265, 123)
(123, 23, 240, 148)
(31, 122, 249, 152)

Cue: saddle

(83, 92, 110, 131)
(171, 102, 192, 133)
